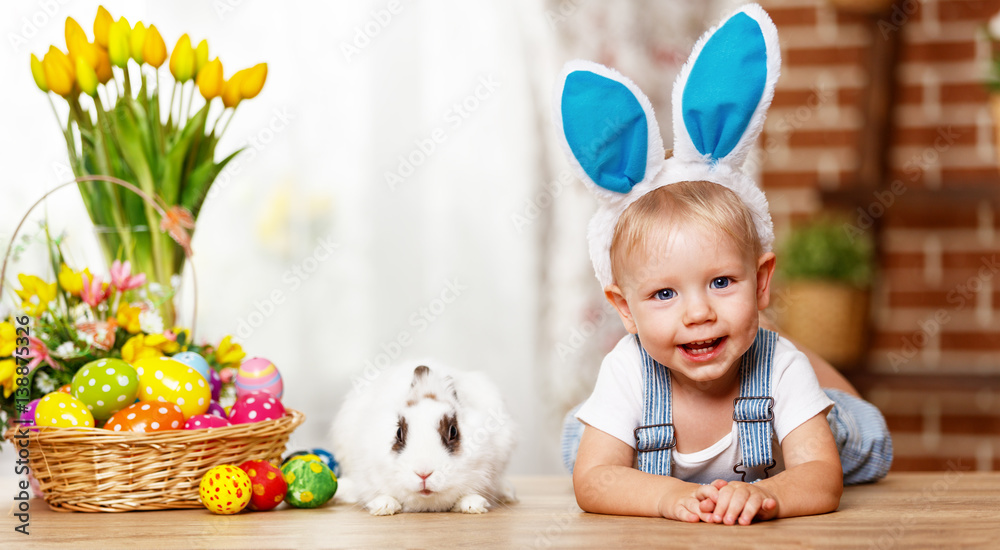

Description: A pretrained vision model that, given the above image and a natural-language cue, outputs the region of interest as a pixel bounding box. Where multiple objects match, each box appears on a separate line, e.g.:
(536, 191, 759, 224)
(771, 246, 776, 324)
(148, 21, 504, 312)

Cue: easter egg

(71, 358, 139, 420)
(281, 455, 337, 508)
(134, 356, 210, 418)
(235, 357, 283, 399)
(184, 414, 232, 429)
(35, 392, 95, 428)
(58, 384, 72, 393)
(206, 401, 228, 418)
(209, 368, 222, 401)
(239, 459, 287, 511)
(19, 398, 40, 431)
(104, 401, 184, 433)
(199, 465, 252, 515)
(282, 450, 311, 465)
(310, 448, 340, 477)
(229, 391, 285, 424)
(171, 351, 212, 383)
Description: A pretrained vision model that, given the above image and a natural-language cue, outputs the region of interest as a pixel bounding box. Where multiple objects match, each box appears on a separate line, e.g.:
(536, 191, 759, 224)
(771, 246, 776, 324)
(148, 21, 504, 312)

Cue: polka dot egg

(171, 351, 212, 384)
(184, 414, 232, 430)
(104, 401, 184, 433)
(71, 358, 139, 420)
(134, 356, 210, 419)
(34, 392, 95, 428)
(281, 455, 337, 508)
(235, 357, 283, 400)
(199, 465, 252, 515)
(229, 391, 286, 424)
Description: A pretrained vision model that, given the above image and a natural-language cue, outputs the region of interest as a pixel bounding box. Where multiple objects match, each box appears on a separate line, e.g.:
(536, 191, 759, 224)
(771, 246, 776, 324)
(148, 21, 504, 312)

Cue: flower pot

(776, 280, 871, 370)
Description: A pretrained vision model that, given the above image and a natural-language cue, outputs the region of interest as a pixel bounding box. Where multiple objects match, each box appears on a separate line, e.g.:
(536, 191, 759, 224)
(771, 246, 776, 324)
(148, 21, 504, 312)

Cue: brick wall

(761, 0, 1000, 471)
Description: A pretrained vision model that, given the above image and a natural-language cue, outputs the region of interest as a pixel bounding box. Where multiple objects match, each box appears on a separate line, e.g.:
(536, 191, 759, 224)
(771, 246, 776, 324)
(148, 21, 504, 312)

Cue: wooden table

(3, 473, 999, 548)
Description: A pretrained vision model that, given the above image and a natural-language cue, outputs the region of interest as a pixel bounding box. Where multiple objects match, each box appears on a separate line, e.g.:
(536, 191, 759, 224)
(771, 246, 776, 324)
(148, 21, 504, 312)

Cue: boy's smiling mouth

(678, 336, 727, 360)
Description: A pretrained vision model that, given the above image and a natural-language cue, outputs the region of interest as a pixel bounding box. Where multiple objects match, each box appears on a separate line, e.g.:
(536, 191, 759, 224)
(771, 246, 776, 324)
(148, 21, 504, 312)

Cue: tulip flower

(108, 16, 131, 68)
(221, 69, 245, 108)
(0, 322, 16, 356)
(240, 63, 267, 100)
(169, 34, 195, 82)
(42, 47, 75, 97)
(115, 302, 143, 334)
(15, 274, 57, 316)
(215, 335, 245, 367)
(95, 47, 113, 84)
(197, 57, 223, 100)
(76, 56, 98, 96)
(144, 25, 167, 69)
(94, 6, 113, 48)
(80, 274, 111, 308)
(109, 260, 146, 291)
(0, 359, 15, 398)
(194, 39, 209, 75)
(66, 17, 100, 69)
(30, 54, 48, 92)
(58, 264, 92, 296)
(130, 21, 147, 64)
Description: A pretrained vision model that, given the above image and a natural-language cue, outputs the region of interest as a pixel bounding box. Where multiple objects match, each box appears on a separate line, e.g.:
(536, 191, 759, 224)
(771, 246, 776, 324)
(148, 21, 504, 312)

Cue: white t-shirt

(576, 334, 834, 484)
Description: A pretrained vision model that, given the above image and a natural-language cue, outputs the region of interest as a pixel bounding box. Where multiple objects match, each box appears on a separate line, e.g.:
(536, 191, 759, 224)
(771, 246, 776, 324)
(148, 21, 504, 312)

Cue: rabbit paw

(452, 494, 489, 514)
(366, 495, 402, 516)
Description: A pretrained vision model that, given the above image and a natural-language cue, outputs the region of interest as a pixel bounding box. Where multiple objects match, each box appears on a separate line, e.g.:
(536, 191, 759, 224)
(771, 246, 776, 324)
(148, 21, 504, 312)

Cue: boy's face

(605, 220, 776, 387)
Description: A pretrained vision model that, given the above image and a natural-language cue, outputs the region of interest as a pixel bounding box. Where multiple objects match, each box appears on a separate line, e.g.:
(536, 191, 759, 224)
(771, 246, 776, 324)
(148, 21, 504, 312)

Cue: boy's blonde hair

(609, 181, 763, 286)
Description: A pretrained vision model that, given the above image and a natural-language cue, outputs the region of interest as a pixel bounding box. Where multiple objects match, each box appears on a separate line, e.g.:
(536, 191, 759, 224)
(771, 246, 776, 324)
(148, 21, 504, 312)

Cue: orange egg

(104, 400, 185, 433)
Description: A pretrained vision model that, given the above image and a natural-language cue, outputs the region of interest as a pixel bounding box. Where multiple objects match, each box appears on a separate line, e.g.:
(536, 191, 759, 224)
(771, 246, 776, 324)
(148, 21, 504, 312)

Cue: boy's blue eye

(654, 289, 676, 301)
(711, 277, 731, 289)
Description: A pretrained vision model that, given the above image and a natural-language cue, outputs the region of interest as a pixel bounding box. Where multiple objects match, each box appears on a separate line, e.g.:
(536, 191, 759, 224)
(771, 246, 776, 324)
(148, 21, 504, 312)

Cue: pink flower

(25, 336, 61, 372)
(110, 260, 146, 291)
(81, 274, 110, 308)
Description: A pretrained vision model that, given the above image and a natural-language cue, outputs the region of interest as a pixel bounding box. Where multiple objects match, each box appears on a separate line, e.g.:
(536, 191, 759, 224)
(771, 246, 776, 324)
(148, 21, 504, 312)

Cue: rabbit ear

(553, 60, 665, 199)
(671, 4, 780, 169)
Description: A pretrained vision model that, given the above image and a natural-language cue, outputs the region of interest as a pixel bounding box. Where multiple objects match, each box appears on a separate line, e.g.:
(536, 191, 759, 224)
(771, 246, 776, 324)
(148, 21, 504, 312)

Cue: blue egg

(310, 448, 340, 477)
(171, 351, 212, 383)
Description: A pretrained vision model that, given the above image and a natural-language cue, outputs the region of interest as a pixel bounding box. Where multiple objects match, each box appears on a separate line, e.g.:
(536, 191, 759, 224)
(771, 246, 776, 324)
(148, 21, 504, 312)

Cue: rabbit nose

(416, 471, 433, 480)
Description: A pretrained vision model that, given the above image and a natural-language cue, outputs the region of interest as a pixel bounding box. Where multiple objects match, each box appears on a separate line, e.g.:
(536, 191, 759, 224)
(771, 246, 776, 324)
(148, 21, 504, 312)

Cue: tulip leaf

(160, 103, 209, 206)
(183, 148, 242, 217)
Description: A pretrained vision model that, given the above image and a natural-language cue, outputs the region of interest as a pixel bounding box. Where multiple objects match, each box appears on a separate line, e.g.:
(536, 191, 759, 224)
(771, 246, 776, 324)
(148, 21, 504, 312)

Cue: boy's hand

(700, 479, 778, 525)
(657, 482, 723, 523)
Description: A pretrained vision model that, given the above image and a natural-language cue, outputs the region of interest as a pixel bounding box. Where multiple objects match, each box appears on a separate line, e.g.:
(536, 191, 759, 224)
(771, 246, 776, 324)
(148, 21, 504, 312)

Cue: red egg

(184, 414, 232, 429)
(104, 400, 185, 433)
(229, 391, 285, 424)
(239, 459, 287, 511)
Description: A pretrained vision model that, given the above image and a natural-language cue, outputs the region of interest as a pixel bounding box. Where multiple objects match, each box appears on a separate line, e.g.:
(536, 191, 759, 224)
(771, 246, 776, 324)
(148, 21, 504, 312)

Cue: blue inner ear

(561, 71, 648, 194)
(682, 12, 767, 161)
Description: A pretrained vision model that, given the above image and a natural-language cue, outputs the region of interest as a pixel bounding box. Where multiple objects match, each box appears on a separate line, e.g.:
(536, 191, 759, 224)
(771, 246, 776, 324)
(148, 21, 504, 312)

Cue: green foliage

(777, 217, 875, 288)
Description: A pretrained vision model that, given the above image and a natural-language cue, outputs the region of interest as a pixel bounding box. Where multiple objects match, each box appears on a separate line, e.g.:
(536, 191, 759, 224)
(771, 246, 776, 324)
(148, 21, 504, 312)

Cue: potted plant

(773, 217, 875, 369)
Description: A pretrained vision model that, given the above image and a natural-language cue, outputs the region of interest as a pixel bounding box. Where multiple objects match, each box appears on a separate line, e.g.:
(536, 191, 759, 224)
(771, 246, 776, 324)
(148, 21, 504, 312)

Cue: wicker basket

(5, 409, 304, 512)
(777, 281, 870, 370)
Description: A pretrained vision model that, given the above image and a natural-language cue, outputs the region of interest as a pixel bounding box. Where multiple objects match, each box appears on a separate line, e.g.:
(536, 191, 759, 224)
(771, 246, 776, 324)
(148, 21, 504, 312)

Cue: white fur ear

(553, 60, 665, 206)
(670, 3, 780, 170)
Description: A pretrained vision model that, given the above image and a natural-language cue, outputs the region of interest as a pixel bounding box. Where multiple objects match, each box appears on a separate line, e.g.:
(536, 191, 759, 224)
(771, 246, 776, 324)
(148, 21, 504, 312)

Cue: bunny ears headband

(553, 3, 780, 289)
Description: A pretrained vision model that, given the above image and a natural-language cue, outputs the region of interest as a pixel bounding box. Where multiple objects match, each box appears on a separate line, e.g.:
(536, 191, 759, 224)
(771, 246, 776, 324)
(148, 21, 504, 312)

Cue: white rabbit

(330, 362, 517, 516)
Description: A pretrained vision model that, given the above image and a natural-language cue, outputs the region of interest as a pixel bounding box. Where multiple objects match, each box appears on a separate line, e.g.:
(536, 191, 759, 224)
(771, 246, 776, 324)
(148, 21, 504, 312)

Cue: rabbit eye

(439, 414, 461, 454)
(392, 417, 407, 452)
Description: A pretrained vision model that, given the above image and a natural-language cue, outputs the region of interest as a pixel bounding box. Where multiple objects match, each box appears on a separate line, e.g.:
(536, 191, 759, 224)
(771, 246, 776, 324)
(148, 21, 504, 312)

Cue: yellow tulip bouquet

(29, 5, 267, 326)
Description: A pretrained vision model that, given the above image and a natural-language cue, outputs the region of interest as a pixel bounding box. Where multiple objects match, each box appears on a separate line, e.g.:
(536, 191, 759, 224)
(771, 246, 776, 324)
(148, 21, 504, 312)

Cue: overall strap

(732, 327, 778, 481)
(634, 335, 675, 476)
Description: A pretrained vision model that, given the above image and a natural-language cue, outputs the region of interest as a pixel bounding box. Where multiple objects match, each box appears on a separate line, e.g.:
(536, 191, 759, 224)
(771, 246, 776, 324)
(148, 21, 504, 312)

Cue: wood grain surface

(2, 472, 999, 548)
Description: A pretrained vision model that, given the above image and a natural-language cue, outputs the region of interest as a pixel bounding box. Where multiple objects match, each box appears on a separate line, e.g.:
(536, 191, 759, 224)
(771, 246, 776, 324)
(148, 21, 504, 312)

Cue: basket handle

(0, 175, 199, 336)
